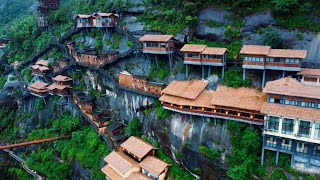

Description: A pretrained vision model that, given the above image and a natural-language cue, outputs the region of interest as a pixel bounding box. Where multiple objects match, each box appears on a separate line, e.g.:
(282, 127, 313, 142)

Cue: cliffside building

(27, 81, 49, 97)
(75, 13, 119, 28)
(37, 0, 60, 28)
(30, 60, 50, 76)
(298, 68, 320, 86)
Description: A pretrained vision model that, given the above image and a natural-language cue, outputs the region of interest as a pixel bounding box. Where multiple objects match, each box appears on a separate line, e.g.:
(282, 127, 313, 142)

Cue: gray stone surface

(242, 10, 276, 32)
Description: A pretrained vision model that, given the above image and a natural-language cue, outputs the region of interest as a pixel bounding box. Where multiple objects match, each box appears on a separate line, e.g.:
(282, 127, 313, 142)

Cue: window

(314, 145, 320, 156)
(314, 123, 320, 140)
(274, 58, 283, 63)
(285, 58, 298, 64)
(208, 55, 221, 59)
(160, 43, 166, 48)
(266, 57, 274, 62)
(297, 121, 311, 138)
(281, 139, 292, 151)
(281, 118, 294, 135)
(266, 137, 277, 148)
(186, 54, 199, 58)
(304, 76, 317, 82)
(300, 101, 316, 108)
(266, 116, 279, 132)
(145, 42, 160, 48)
(296, 142, 308, 153)
(318, 103, 320, 109)
(270, 98, 283, 104)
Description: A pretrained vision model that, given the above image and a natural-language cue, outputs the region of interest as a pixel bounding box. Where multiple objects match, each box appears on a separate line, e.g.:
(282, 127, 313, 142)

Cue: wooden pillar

(282, 70, 285, 78)
(202, 65, 204, 79)
(222, 65, 225, 79)
(262, 69, 266, 88)
(208, 66, 211, 78)
(186, 64, 188, 78)
(275, 150, 279, 165)
(243, 68, 246, 80)
(155, 55, 159, 67)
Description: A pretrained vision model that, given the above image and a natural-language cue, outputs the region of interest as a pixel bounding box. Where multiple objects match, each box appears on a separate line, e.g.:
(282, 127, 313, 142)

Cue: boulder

(242, 10, 276, 32)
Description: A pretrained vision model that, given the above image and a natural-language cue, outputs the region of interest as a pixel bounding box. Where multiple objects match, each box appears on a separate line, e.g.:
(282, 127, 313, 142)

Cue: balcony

(143, 47, 174, 54)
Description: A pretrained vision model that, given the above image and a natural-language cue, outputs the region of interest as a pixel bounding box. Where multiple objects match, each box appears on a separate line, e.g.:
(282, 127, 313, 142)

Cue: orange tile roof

(38, 66, 50, 71)
(240, 45, 271, 55)
(126, 172, 152, 180)
(180, 44, 207, 53)
(94, 13, 114, 17)
(267, 49, 307, 59)
(139, 156, 170, 176)
(120, 136, 156, 160)
(101, 164, 124, 180)
(139, 35, 175, 42)
(161, 80, 208, 100)
(261, 103, 320, 121)
(28, 81, 49, 90)
(35, 60, 49, 67)
(159, 90, 215, 108)
(104, 151, 138, 174)
(263, 78, 320, 99)
(201, 47, 227, 55)
(47, 83, 69, 90)
(76, 14, 92, 19)
(298, 68, 320, 76)
(52, 75, 72, 82)
(211, 86, 266, 111)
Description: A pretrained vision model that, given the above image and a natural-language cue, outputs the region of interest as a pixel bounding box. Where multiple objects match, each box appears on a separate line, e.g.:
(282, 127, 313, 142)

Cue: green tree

(125, 117, 143, 137)
(272, 0, 299, 14)
(224, 69, 250, 88)
(263, 28, 284, 48)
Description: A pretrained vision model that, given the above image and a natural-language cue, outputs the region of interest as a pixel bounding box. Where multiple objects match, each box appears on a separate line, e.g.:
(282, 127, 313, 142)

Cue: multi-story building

(37, 0, 59, 28)
(30, 60, 50, 76)
(180, 44, 227, 78)
(159, 80, 266, 125)
(261, 78, 320, 171)
(139, 35, 176, 69)
(27, 81, 49, 97)
(240, 45, 307, 87)
(47, 75, 72, 96)
(75, 13, 119, 28)
(298, 68, 320, 86)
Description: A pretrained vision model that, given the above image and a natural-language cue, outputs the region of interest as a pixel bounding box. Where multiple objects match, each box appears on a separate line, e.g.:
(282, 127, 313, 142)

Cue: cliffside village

(10, 9, 320, 179)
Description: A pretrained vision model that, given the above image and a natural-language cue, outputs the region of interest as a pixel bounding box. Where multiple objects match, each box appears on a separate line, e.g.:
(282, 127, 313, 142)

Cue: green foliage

(112, 34, 122, 49)
(26, 149, 70, 180)
(54, 127, 109, 179)
(263, 27, 284, 48)
(35, 98, 45, 111)
(223, 69, 250, 88)
(272, 0, 299, 14)
(105, 39, 111, 46)
(154, 100, 171, 119)
(125, 117, 143, 137)
(0, 76, 7, 89)
(226, 121, 266, 179)
(194, 167, 202, 175)
(21, 68, 32, 82)
(89, 89, 101, 97)
(0, 0, 34, 27)
(221, 0, 271, 16)
(198, 145, 220, 160)
(206, 20, 224, 28)
(148, 61, 170, 81)
(271, 168, 287, 180)
(126, 40, 134, 48)
(52, 115, 81, 134)
(8, 167, 33, 180)
(296, 32, 303, 41)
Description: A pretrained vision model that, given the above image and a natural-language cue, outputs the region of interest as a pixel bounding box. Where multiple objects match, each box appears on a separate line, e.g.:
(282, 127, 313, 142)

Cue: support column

(261, 136, 265, 166)
(155, 55, 159, 67)
(291, 153, 294, 167)
(243, 68, 246, 80)
(282, 70, 285, 78)
(202, 65, 205, 79)
(168, 54, 173, 70)
(208, 66, 211, 78)
(186, 64, 188, 78)
(222, 65, 225, 79)
(262, 69, 266, 87)
(317, 77, 319, 86)
(276, 150, 279, 165)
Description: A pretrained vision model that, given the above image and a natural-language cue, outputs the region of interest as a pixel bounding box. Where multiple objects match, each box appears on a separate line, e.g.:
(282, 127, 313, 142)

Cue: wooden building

(93, 13, 119, 27)
(0, 38, 9, 48)
(298, 68, 320, 86)
(92, 110, 110, 128)
(159, 80, 266, 125)
(53, 57, 69, 72)
(101, 136, 170, 180)
(30, 60, 50, 76)
(47, 83, 71, 96)
(240, 45, 307, 87)
(73, 91, 95, 114)
(118, 71, 164, 98)
(52, 75, 72, 86)
(180, 44, 227, 78)
(139, 35, 176, 69)
(27, 81, 49, 97)
(75, 15, 95, 28)
(37, 0, 59, 28)
(261, 78, 320, 170)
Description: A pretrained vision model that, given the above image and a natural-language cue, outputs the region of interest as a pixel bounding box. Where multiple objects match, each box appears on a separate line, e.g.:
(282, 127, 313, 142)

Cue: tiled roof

(52, 75, 72, 82)
(101, 164, 124, 180)
(47, 83, 69, 90)
(161, 80, 208, 100)
(28, 81, 49, 90)
(298, 68, 320, 76)
(104, 151, 138, 174)
(211, 86, 266, 111)
(240, 45, 271, 55)
(127, 172, 152, 180)
(263, 78, 320, 99)
(268, 49, 307, 59)
(120, 136, 156, 160)
(76, 14, 92, 18)
(202, 47, 227, 55)
(159, 90, 215, 108)
(139, 156, 170, 176)
(139, 35, 175, 42)
(35, 60, 49, 67)
(180, 44, 207, 53)
(94, 13, 113, 17)
(261, 103, 320, 121)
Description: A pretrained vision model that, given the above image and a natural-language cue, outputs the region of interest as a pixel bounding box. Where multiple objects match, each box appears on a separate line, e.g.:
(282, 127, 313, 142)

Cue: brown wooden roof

(161, 80, 208, 100)
(75, 14, 92, 19)
(268, 49, 307, 59)
(139, 35, 175, 42)
(211, 86, 266, 111)
(127, 172, 152, 180)
(120, 136, 157, 160)
(52, 75, 72, 82)
(240, 45, 271, 55)
(35, 60, 49, 67)
(180, 44, 207, 53)
(261, 103, 320, 121)
(202, 47, 227, 55)
(94, 13, 114, 17)
(263, 78, 320, 99)
(298, 68, 320, 76)
(101, 164, 124, 180)
(28, 81, 49, 90)
(47, 83, 70, 90)
(139, 156, 170, 176)
(104, 151, 138, 174)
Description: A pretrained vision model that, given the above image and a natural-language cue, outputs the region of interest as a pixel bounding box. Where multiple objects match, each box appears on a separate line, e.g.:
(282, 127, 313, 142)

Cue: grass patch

(206, 20, 224, 28)
(198, 145, 220, 160)
(112, 34, 122, 49)
(0, 76, 7, 89)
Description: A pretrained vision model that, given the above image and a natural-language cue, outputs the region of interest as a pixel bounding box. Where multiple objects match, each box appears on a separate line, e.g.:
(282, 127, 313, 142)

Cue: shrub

(22, 68, 32, 82)
(263, 27, 284, 48)
(296, 32, 303, 41)
(124, 117, 143, 137)
(0, 76, 7, 89)
(126, 40, 134, 48)
(272, 0, 298, 14)
(223, 69, 250, 88)
(206, 20, 224, 28)
(35, 98, 45, 111)
(112, 34, 122, 49)
(198, 145, 220, 160)
(271, 168, 287, 180)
